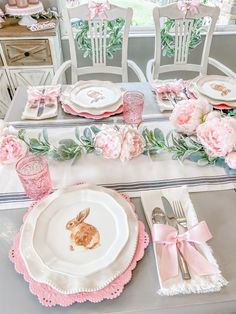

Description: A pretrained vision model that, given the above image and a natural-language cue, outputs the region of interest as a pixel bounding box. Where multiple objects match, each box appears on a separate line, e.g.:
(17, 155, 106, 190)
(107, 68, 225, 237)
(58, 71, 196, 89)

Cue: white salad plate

(189, 82, 236, 107)
(61, 84, 123, 115)
(70, 81, 122, 109)
(195, 75, 236, 102)
(20, 184, 139, 294)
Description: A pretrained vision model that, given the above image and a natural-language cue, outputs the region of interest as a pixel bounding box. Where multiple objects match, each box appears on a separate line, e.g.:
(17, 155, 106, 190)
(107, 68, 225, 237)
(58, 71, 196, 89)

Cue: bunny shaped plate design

(66, 208, 100, 251)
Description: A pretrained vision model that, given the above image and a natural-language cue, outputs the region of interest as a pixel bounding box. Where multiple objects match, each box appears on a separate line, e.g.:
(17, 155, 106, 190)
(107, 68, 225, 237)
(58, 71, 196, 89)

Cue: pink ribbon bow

(28, 88, 60, 103)
(177, 0, 200, 17)
(152, 221, 220, 281)
(88, 0, 111, 21)
(153, 80, 184, 95)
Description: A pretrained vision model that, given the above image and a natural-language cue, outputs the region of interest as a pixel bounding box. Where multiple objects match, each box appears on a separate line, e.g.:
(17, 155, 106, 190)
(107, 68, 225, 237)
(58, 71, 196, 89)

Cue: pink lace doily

(9, 193, 149, 307)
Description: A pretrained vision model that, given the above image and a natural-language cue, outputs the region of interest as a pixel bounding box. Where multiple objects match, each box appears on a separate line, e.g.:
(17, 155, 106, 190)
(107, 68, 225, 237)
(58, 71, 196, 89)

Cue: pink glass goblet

(16, 155, 52, 201)
(123, 91, 144, 125)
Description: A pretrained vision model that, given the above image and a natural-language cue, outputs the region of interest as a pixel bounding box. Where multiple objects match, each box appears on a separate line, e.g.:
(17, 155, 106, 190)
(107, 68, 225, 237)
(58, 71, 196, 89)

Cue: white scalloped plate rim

(70, 81, 122, 109)
(189, 82, 236, 107)
(195, 75, 236, 102)
(32, 189, 129, 277)
(60, 92, 123, 115)
(20, 184, 139, 294)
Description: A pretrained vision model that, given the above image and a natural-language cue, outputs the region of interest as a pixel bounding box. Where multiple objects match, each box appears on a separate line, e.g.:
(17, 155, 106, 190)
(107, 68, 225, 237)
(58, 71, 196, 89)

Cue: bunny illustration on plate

(87, 89, 104, 103)
(66, 208, 100, 251)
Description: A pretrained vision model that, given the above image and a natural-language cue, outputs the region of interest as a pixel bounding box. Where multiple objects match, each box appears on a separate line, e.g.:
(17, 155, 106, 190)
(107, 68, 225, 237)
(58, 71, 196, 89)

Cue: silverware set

(152, 197, 191, 280)
(158, 87, 190, 108)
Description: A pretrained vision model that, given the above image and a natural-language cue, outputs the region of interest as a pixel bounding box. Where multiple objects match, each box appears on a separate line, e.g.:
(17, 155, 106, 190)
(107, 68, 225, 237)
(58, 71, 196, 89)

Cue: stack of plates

(60, 81, 124, 119)
(189, 75, 236, 109)
(20, 184, 139, 294)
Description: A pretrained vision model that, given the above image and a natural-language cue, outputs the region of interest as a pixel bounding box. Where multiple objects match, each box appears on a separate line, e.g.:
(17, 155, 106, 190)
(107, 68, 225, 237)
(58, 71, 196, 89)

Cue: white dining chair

(52, 3, 146, 84)
(146, 3, 236, 82)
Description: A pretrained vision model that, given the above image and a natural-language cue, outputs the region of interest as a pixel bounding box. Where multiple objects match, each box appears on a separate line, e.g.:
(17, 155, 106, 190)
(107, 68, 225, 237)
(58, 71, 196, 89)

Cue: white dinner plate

(32, 188, 129, 276)
(61, 84, 123, 115)
(70, 81, 122, 109)
(195, 75, 236, 101)
(189, 82, 236, 107)
(20, 184, 139, 293)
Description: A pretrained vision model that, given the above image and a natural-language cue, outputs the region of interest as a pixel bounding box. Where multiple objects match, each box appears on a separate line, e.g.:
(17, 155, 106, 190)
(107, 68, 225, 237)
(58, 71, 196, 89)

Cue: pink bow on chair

(152, 221, 220, 281)
(177, 0, 200, 17)
(88, 0, 111, 21)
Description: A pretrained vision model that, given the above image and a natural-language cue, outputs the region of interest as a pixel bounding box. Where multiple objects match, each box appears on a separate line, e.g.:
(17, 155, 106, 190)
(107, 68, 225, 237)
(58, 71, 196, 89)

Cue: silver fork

(173, 201, 187, 230)
(172, 200, 191, 280)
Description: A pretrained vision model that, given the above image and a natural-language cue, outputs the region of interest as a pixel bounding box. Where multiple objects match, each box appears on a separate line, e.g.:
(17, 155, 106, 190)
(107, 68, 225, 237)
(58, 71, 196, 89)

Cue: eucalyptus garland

(161, 17, 203, 58)
(17, 126, 231, 172)
(73, 18, 125, 59)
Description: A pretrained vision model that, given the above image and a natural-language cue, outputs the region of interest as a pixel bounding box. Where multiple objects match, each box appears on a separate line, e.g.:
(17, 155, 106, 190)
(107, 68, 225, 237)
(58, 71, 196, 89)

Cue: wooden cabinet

(0, 70, 12, 118)
(2, 39, 52, 67)
(0, 55, 3, 67)
(0, 18, 63, 118)
(10, 68, 54, 88)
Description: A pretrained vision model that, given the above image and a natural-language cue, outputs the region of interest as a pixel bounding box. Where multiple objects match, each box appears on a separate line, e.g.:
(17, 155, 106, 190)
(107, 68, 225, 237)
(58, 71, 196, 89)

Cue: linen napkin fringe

(158, 275, 228, 296)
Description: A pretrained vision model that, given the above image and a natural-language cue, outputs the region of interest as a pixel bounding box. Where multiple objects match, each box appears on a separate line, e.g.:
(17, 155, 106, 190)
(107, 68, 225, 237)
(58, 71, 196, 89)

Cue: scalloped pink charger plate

(62, 103, 123, 119)
(9, 192, 149, 307)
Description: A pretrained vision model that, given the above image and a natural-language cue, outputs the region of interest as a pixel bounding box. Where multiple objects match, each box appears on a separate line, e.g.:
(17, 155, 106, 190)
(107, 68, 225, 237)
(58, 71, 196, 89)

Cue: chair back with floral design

(60, 2, 145, 83)
(146, 3, 220, 81)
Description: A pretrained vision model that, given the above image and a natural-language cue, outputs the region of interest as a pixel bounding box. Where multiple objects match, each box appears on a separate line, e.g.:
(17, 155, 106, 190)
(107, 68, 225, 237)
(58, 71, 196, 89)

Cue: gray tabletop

(1, 190, 236, 314)
(5, 82, 168, 124)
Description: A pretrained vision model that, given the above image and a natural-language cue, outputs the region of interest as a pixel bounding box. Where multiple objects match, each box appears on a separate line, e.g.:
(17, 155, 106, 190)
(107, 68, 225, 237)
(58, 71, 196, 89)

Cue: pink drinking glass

(16, 155, 52, 200)
(123, 91, 144, 125)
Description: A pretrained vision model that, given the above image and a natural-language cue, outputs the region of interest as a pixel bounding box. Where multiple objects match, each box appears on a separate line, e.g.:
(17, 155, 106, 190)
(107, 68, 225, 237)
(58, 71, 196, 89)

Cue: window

(58, 0, 236, 36)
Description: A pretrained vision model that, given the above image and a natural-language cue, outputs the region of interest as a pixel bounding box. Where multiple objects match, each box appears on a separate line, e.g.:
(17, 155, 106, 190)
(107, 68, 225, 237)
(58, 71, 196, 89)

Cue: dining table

(1, 82, 236, 314)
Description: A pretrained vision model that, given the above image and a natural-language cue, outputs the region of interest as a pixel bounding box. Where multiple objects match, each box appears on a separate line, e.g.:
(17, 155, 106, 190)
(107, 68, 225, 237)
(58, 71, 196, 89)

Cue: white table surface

(2, 83, 236, 314)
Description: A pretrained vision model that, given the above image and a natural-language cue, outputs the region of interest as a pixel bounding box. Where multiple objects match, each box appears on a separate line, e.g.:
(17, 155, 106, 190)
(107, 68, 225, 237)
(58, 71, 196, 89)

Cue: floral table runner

(0, 118, 235, 210)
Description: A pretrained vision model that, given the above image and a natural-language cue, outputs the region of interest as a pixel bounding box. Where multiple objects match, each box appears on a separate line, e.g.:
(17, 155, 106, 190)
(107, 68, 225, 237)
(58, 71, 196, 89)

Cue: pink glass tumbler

(123, 91, 144, 125)
(16, 155, 52, 200)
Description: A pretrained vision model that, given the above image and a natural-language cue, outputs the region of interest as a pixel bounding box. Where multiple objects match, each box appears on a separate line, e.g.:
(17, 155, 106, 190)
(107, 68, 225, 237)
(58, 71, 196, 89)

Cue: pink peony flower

(205, 111, 221, 122)
(94, 125, 122, 159)
(225, 151, 236, 169)
(119, 126, 145, 162)
(170, 99, 212, 135)
(196, 116, 236, 158)
(95, 125, 145, 161)
(0, 135, 27, 164)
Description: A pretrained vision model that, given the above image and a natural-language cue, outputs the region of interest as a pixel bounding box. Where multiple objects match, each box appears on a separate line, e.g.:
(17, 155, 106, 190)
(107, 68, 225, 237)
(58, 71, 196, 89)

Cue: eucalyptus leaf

(187, 151, 204, 162)
(18, 129, 25, 140)
(29, 138, 40, 146)
(90, 125, 100, 135)
(42, 128, 49, 144)
(197, 158, 210, 166)
(83, 128, 92, 141)
(154, 128, 165, 144)
(59, 139, 77, 148)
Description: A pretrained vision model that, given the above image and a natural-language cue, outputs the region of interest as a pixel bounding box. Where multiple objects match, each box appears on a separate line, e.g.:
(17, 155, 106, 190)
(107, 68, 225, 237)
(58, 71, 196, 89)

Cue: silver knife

(37, 88, 45, 117)
(151, 207, 167, 277)
(161, 196, 191, 280)
(152, 207, 167, 225)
